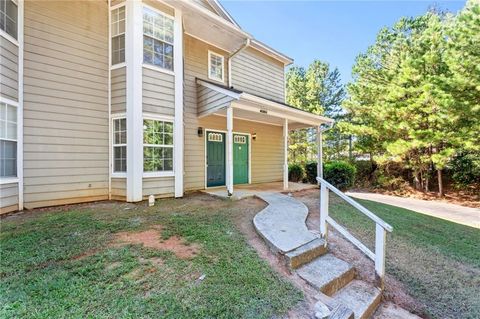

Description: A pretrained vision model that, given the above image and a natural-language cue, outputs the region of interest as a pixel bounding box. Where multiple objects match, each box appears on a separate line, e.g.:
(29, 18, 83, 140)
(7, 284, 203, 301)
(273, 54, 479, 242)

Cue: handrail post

(375, 223, 386, 290)
(320, 181, 329, 240)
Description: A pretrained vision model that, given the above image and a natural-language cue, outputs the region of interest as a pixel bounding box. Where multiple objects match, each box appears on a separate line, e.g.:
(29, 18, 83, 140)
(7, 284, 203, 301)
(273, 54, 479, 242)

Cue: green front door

(233, 134, 249, 185)
(206, 132, 226, 187)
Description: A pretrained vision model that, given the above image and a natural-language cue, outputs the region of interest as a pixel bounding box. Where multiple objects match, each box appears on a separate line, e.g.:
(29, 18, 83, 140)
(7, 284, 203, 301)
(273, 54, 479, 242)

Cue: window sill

(143, 172, 174, 178)
(208, 75, 225, 84)
(111, 62, 126, 70)
(0, 30, 19, 47)
(111, 173, 126, 178)
(0, 177, 19, 185)
(142, 63, 175, 76)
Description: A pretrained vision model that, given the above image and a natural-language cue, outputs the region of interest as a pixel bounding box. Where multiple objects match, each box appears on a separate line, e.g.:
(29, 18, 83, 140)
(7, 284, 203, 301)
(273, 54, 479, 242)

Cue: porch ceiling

(196, 79, 334, 129)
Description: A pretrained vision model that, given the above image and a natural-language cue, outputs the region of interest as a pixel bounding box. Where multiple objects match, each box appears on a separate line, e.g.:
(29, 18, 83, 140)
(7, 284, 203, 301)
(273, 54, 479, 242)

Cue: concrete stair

(330, 280, 382, 319)
(285, 238, 327, 269)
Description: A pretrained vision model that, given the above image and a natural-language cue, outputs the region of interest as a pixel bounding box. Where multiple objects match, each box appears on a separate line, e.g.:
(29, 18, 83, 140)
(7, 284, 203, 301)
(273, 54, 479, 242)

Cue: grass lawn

(328, 194, 480, 319)
(0, 195, 302, 318)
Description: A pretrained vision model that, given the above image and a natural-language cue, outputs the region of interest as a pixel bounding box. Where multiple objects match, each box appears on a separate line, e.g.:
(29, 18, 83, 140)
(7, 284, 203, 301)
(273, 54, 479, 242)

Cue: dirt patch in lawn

(112, 225, 200, 259)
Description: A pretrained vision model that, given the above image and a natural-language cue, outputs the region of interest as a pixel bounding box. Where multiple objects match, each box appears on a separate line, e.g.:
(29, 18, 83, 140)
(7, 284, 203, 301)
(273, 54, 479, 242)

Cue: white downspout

(228, 38, 250, 87)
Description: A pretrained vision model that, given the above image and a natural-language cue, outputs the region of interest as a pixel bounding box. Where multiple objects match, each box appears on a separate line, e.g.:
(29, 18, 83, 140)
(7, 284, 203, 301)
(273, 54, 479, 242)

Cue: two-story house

(0, 0, 332, 214)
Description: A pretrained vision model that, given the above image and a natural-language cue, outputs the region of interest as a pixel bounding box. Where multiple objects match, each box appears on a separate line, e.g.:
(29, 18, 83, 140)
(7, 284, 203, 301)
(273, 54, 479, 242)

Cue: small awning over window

(196, 78, 334, 129)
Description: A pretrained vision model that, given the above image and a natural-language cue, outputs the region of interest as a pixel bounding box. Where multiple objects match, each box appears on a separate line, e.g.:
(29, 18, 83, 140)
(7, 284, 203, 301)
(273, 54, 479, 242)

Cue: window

(0, 0, 17, 39)
(143, 119, 173, 172)
(208, 132, 223, 142)
(111, 6, 125, 65)
(208, 51, 224, 82)
(143, 7, 174, 71)
(113, 118, 126, 173)
(0, 102, 17, 177)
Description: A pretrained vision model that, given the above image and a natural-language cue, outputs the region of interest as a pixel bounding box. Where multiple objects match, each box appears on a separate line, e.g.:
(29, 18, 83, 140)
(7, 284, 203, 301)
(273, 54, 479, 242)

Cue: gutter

(228, 38, 250, 87)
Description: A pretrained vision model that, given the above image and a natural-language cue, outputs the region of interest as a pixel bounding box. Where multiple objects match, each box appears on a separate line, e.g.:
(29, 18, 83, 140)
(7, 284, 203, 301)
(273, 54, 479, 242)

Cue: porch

(196, 79, 334, 197)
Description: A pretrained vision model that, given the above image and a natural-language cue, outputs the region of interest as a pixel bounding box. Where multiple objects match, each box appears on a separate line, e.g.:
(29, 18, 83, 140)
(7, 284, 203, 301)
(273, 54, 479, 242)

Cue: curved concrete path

(253, 193, 318, 253)
(347, 191, 480, 229)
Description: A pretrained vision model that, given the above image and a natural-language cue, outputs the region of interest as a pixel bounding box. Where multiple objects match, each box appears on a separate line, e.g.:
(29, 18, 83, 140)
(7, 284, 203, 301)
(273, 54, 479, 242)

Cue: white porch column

(226, 107, 234, 195)
(125, 0, 143, 202)
(173, 9, 184, 198)
(317, 126, 323, 181)
(283, 118, 289, 190)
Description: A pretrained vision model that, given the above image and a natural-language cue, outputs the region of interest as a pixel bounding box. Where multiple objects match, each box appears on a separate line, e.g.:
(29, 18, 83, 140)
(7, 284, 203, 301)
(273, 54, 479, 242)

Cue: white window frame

(143, 114, 174, 178)
(112, 114, 127, 178)
(208, 50, 225, 82)
(0, 0, 18, 46)
(142, 4, 175, 74)
(0, 96, 19, 183)
(110, 3, 126, 67)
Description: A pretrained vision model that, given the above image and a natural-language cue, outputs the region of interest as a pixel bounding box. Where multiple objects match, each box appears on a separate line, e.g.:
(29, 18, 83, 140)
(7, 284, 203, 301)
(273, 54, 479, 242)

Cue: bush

(288, 164, 304, 182)
(353, 160, 377, 187)
(449, 152, 480, 190)
(324, 161, 356, 191)
(304, 162, 318, 184)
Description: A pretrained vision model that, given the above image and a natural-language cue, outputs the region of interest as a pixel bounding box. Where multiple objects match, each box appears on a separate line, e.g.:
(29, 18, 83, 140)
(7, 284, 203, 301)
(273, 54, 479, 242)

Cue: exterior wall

(111, 67, 126, 113)
(0, 183, 19, 214)
(231, 47, 285, 103)
(23, 0, 109, 209)
(142, 67, 174, 116)
(111, 177, 126, 200)
(143, 177, 174, 198)
(184, 34, 230, 190)
(0, 38, 18, 101)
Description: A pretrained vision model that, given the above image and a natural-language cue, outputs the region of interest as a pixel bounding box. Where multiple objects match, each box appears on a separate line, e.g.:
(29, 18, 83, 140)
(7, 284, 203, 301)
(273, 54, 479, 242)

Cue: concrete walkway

(253, 192, 318, 253)
(347, 191, 480, 229)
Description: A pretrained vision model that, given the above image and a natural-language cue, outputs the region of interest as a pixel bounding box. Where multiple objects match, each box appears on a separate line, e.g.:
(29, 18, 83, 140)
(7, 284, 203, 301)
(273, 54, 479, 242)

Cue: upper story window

(208, 51, 224, 82)
(143, 119, 173, 172)
(0, 0, 17, 40)
(0, 102, 17, 177)
(143, 7, 174, 71)
(111, 6, 126, 65)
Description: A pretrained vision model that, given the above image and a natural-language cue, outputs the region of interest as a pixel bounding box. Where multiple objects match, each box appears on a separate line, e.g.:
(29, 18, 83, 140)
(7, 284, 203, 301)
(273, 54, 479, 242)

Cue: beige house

(0, 0, 332, 214)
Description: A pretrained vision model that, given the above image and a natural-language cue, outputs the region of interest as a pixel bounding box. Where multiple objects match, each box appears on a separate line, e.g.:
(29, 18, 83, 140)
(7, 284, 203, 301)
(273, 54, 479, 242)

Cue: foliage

(449, 151, 480, 190)
(288, 163, 305, 182)
(341, 2, 480, 195)
(286, 60, 346, 165)
(324, 161, 356, 190)
(353, 160, 377, 186)
(0, 198, 302, 318)
(304, 162, 318, 184)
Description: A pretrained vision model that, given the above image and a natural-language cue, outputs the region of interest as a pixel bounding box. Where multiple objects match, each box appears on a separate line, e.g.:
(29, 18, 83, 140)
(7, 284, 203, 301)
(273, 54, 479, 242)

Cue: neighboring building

(0, 0, 332, 214)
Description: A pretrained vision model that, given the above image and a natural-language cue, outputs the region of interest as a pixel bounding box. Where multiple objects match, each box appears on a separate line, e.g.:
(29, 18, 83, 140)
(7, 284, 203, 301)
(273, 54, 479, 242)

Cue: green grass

(328, 194, 480, 319)
(0, 196, 302, 319)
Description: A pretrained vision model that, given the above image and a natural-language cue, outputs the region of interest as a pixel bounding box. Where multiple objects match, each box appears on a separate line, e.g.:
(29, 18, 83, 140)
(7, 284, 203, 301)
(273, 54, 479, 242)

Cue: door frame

(204, 129, 251, 189)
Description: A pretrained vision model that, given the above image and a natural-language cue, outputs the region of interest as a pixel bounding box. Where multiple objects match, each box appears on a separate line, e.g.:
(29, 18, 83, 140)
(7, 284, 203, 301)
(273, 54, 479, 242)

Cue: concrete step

(331, 280, 382, 319)
(285, 238, 327, 269)
(296, 253, 355, 296)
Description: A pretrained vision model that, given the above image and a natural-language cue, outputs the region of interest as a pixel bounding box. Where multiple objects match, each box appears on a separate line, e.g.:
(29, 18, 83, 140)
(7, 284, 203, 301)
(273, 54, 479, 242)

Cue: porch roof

(196, 79, 334, 129)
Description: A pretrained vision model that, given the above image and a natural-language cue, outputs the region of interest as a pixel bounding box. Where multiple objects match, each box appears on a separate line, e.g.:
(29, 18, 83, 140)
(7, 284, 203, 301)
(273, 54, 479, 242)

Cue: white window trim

(110, 4, 126, 68)
(0, 0, 18, 46)
(0, 97, 19, 180)
(111, 114, 127, 178)
(208, 50, 225, 83)
(142, 3, 175, 72)
(142, 114, 175, 178)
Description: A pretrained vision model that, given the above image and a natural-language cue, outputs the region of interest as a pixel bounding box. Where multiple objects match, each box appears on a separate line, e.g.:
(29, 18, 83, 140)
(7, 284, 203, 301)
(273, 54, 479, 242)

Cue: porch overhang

(196, 78, 334, 129)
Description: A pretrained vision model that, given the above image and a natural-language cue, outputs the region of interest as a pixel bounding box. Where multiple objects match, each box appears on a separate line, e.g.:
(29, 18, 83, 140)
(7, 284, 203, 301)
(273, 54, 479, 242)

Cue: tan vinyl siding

(231, 47, 285, 103)
(23, 0, 109, 209)
(142, 67, 175, 116)
(111, 177, 126, 200)
(111, 0, 125, 7)
(0, 37, 19, 101)
(111, 67, 126, 113)
(142, 177, 174, 198)
(0, 183, 19, 214)
(184, 35, 229, 190)
(143, 0, 174, 16)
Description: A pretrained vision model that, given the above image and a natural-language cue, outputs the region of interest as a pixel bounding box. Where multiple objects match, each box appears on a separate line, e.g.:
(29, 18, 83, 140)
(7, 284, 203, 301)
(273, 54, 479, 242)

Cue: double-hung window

(113, 118, 127, 173)
(0, 102, 17, 177)
(208, 51, 224, 82)
(111, 6, 125, 65)
(0, 0, 17, 39)
(143, 119, 173, 173)
(143, 7, 174, 71)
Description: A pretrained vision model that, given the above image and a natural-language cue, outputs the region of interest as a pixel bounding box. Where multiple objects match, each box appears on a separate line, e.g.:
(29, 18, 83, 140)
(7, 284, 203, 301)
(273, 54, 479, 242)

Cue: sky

(220, 0, 466, 84)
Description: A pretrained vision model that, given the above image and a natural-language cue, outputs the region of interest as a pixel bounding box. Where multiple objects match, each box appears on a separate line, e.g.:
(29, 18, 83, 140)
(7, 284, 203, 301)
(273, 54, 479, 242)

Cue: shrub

(304, 162, 318, 184)
(353, 160, 377, 187)
(288, 164, 304, 182)
(324, 161, 356, 191)
(449, 152, 480, 190)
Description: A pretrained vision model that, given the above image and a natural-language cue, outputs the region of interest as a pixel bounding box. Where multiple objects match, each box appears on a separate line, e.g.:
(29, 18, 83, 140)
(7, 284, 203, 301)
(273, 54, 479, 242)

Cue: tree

(341, 4, 480, 196)
(286, 60, 346, 164)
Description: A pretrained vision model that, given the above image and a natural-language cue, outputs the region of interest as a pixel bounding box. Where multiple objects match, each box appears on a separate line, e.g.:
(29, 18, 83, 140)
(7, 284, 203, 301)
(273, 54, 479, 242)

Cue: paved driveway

(346, 192, 480, 229)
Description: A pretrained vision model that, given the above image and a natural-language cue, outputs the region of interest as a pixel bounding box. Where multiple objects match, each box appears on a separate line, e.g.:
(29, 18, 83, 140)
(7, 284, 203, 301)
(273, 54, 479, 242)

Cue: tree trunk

(437, 169, 444, 197)
(414, 172, 421, 190)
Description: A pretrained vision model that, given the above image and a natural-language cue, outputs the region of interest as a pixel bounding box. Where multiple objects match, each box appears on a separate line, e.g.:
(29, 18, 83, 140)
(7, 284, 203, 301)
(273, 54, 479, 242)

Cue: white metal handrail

(316, 177, 393, 289)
